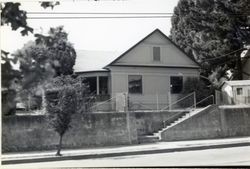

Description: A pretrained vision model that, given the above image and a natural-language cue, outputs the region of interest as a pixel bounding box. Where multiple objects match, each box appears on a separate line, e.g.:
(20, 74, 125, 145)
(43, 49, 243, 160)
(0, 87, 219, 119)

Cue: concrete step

(138, 135, 160, 144)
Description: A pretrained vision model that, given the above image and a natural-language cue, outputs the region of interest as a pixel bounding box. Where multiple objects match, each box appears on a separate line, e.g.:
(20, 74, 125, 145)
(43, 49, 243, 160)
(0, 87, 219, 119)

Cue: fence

(86, 92, 214, 112)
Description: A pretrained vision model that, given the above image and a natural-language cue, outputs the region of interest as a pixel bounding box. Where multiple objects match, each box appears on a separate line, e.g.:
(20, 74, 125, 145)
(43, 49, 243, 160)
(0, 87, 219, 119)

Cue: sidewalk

(2, 137, 250, 165)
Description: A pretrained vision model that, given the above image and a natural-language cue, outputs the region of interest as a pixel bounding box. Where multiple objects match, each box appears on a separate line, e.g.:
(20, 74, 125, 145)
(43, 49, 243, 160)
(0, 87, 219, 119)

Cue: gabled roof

(104, 28, 200, 68)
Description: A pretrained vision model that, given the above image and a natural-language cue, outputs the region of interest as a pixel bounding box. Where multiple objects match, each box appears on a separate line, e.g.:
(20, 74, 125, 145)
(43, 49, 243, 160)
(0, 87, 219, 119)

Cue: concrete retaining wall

(161, 105, 250, 141)
(2, 111, 177, 152)
(2, 113, 137, 152)
(132, 111, 179, 135)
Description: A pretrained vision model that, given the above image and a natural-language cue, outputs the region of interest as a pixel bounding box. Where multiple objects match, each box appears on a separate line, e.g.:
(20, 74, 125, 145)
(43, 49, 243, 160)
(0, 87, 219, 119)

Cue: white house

(221, 80, 250, 105)
(74, 29, 200, 111)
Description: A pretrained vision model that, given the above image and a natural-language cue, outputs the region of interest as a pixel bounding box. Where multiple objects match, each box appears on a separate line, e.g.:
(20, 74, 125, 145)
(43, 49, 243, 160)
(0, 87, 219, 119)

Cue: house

(74, 29, 200, 111)
(220, 80, 250, 105)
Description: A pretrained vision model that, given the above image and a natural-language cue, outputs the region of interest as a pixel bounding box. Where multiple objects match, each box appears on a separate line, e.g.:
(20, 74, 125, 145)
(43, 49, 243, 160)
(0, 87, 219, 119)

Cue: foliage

(0, 1, 59, 36)
(45, 75, 90, 113)
(45, 74, 90, 156)
(1, 1, 60, 115)
(14, 41, 55, 90)
(1, 50, 21, 89)
(40, 1, 60, 9)
(35, 26, 77, 76)
(1, 51, 21, 115)
(45, 86, 77, 156)
(170, 0, 250, 86)
(1, 2, 33, 36)
(181, 77, 213, 107)
(13, 26, 76, 111)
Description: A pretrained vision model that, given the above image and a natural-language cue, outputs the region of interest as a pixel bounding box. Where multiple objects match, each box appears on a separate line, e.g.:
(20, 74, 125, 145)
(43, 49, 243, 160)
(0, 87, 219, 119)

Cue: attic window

(153, 47, 161, 61)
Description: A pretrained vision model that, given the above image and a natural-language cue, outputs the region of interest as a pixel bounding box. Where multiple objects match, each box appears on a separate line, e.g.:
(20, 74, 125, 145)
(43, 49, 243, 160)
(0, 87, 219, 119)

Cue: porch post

(96, 76, 100, 95)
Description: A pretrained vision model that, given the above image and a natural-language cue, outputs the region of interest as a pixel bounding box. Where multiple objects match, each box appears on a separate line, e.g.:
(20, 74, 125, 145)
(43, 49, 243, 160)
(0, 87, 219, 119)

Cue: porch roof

(74, 50, 121, 73)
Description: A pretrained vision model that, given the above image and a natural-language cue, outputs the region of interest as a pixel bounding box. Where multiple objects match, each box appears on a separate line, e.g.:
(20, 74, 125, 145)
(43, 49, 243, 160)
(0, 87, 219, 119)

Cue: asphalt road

(2, 146, 250, 168)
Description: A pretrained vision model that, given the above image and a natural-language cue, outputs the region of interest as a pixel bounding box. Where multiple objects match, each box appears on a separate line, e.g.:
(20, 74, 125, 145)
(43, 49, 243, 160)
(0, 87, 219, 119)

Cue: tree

(45, 86, 77, 156)
(1, 1, 59, 114)
(45, 75, 90, 156)
(35, 26, 76, 76)
(45, 75, 90, 113)
(1, 51, 21, 115)
(12, 26, 76, 111)
(1, 2, 59, 36)
(170, 0, 250, 87)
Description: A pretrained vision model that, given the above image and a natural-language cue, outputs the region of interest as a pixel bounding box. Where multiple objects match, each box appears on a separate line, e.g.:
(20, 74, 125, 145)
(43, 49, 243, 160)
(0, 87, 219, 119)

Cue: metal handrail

(89, 95, 115, 110)
(160, 92, 195, 111)
(196, 95, 214, 107)
(129, 101, 155, 111)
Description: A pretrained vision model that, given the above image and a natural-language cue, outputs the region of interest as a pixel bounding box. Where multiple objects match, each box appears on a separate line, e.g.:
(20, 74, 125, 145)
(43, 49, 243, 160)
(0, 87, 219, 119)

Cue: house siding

(112, 31, 198, 68)
(109, 66, 199, 109)
(232, 85, 250, 104)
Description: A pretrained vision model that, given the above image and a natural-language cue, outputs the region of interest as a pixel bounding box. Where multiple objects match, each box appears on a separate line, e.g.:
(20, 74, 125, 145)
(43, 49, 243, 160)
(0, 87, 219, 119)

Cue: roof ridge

(104, 28, 200, 69)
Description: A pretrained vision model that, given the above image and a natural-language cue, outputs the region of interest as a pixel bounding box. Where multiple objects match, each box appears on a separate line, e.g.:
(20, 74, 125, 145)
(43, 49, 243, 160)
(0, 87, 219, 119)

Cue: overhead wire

(203, 48, 247, 61)
(27, 16, 174, 19)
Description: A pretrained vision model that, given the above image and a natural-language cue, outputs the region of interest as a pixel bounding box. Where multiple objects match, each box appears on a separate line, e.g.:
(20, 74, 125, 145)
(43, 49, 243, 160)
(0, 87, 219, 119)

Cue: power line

(27, 12, 250, 16)
(27, 16, 173, 19)
(28, 12, 174, 15)
(203, 48, 246, 61)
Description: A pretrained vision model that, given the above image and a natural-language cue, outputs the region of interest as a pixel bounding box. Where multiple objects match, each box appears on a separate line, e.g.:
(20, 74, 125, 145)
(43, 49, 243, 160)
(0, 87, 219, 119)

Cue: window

(236, 88, 243, 95)
(128, 75, 142, 94)
(99, 76, 108, 95)
(84, 77, 97, 94)
(153, 47, 161, 61)
(170, 76, 183, 94)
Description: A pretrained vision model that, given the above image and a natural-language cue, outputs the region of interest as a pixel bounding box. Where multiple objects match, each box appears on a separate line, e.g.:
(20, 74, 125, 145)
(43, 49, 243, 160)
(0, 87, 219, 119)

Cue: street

(2, 146, 250, 168)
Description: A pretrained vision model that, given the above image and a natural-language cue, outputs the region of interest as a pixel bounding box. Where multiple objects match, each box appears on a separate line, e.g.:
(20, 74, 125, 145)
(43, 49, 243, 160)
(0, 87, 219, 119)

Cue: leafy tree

(35, 26, 77, 76)
(13, 26, 76, 110)
(1, 1, 59, 114)
(45, 75, 91, 113)
(45, 86, 77, 156)
(45, 75, 90, 156)
(1, 51, 20, 115)
(1, 2, 33, 36)
(1, 51, 21, 115)
(1, 1, 59, 35)
(170, 0, 250, 86)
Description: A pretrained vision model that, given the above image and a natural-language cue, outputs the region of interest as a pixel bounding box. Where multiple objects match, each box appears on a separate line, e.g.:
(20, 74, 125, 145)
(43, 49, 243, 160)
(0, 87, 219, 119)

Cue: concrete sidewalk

(2, 137, 250, 165)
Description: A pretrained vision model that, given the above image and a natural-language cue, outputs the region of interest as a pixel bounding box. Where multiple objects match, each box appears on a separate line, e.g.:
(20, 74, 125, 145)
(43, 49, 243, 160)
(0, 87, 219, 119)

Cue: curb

(2, 142, 250, 165)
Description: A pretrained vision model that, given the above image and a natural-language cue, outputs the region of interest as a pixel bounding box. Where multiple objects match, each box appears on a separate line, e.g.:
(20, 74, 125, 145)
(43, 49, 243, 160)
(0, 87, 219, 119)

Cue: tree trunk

(56, 134, 63, 156)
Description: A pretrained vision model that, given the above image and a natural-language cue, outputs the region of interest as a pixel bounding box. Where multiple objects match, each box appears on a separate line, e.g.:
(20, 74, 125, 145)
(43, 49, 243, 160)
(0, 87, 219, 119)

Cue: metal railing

(160, 92, 195, 111)
(195, 95, 214, 107)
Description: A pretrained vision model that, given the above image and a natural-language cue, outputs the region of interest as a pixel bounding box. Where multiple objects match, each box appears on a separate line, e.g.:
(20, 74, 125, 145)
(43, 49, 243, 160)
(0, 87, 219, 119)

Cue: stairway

(155, 105, 212, 140)
(138, 105, 213, 143)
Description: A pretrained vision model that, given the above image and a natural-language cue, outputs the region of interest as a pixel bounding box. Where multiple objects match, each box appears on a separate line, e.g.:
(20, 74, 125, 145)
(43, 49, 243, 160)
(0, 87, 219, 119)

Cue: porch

(78, 71, 111, 102)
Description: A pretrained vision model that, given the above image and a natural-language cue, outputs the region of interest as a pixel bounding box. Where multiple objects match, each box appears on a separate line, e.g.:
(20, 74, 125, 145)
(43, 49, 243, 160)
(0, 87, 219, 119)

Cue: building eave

(103, 28, 200, 69)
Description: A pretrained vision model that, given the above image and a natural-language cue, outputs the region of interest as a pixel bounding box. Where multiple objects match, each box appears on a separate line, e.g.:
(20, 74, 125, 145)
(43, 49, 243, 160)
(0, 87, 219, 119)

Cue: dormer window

(153, 46, 161, 61)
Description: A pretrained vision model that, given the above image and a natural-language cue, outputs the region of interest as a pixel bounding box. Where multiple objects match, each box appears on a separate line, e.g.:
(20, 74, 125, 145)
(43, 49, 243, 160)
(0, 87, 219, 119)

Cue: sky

(1, 0, 179, 54)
